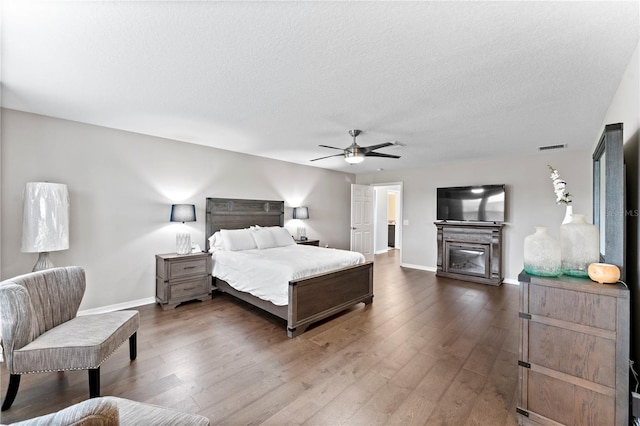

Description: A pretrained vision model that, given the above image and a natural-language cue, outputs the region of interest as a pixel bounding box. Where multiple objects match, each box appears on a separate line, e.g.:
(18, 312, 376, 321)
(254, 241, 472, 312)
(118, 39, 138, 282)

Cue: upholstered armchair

(0, 267, 139, 411)
(5, 396, 210, 425)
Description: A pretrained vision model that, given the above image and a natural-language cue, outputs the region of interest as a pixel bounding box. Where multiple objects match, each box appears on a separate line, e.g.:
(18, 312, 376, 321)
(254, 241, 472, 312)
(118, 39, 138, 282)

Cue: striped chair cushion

(11, 311, 139, 374)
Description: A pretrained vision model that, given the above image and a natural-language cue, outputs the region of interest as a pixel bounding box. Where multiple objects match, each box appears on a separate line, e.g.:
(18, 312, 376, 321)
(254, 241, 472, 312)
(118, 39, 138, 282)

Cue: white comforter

(212, 245, 366, 306)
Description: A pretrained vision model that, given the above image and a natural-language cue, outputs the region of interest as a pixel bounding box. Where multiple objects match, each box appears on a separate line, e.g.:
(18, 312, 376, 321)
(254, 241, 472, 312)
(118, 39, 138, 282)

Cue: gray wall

(1, 109, 356, 310)
(357, 150, 593, 281)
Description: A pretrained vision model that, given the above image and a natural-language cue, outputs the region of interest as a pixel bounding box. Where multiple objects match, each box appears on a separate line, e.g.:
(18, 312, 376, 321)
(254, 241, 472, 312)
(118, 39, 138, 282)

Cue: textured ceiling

(2, 1, 638, 174)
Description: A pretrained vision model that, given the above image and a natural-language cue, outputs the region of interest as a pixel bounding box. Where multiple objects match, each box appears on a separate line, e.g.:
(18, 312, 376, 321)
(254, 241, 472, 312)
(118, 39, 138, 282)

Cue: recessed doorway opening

(372, 183, 403, 258)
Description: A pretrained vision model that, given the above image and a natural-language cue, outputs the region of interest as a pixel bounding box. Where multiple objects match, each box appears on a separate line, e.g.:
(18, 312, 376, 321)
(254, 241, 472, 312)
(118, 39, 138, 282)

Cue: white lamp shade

(170, 204, 196, 223)
(21, 182, 70, 253)
(293, 206, 309, 219)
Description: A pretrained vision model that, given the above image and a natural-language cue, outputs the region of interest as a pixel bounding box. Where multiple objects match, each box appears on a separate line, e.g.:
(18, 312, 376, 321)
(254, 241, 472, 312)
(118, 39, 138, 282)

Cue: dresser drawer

(527, 321, 615, 387)
(528, 283, 617, 330)
(169, 277, 209, 300)
(522, 370, 615, 426)
(169, 258, 208, 279)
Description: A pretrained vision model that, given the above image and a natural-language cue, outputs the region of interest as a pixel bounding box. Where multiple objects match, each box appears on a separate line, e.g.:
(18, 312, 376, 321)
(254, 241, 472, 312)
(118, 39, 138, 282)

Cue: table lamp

(293, 206, 309, 241)
(170, 204, 196, 254)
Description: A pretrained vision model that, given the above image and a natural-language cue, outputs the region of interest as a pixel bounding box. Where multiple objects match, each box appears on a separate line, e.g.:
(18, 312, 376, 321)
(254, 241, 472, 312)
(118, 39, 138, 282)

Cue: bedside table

(155, 252, 211, 310)
(295, 239, 320, 246)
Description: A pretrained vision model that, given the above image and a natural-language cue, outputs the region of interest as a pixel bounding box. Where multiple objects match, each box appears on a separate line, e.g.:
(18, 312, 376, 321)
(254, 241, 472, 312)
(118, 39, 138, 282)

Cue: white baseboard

(78, 297, 155, 316)
(502, 278, 520, 285)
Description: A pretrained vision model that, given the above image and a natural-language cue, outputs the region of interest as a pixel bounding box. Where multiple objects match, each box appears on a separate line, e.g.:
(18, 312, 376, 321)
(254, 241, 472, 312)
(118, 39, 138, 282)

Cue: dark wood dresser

(517, 271, 629, 425)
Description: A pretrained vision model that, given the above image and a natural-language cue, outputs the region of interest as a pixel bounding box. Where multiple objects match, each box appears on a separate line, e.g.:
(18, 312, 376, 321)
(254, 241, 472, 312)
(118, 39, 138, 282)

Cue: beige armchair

(0, 267, 139, 411)
(6, 396, 210, 425)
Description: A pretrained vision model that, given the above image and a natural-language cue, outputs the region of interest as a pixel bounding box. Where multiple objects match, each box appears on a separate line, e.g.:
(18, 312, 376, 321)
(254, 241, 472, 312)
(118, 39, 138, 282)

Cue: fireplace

(435, 222, 504, 285)
(447, 243, 488, 277)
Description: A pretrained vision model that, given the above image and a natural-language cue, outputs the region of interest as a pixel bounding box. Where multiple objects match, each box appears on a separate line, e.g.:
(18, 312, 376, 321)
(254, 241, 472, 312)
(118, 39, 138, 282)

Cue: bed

(205, 197, 374, 337)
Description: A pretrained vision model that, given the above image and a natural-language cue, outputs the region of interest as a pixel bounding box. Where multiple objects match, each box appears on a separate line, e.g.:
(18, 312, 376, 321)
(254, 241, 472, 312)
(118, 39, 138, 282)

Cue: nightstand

(155, 252, 211, 310)
(295, 239, 320, 246)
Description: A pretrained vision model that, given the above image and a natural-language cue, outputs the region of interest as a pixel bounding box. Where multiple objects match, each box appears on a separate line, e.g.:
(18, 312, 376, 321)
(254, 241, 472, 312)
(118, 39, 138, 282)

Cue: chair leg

(129, 332, 137, 360)
(88, 367, 100, 398)
(129, 331, 138, 361)
(1, 374, 21, 411)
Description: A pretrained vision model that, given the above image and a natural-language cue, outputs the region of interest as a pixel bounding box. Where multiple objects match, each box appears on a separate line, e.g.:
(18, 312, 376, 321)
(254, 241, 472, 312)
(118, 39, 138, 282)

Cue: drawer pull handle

(183, 266, 197, 270)
(518, 360, 531, 369)
(182, 287, 196, 291)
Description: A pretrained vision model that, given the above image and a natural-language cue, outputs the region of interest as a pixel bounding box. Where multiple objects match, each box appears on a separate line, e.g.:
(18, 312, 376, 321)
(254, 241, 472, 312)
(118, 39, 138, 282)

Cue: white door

(351, 184, 374, 261)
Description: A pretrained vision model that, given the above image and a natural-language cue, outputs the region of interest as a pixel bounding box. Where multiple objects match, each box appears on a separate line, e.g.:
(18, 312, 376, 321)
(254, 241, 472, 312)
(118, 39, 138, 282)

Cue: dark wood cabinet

(388, 224, 395, 247)
(517, 272, 629, 425)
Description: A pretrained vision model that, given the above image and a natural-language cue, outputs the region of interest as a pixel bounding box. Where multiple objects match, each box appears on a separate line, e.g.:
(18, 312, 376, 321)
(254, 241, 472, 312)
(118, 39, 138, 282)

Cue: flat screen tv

(437, 184, 506, 222)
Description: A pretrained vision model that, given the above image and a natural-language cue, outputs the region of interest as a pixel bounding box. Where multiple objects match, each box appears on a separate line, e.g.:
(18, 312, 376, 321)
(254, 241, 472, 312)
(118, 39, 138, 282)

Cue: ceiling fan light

(344, 153, 365, 164)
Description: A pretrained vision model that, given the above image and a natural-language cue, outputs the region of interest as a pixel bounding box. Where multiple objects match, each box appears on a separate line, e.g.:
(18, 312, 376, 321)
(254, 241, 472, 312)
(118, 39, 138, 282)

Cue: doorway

(373, 183, 403, 256)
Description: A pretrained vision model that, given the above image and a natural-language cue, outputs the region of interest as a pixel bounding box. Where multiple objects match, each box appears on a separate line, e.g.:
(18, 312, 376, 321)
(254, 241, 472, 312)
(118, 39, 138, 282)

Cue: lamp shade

(170, 204, 196, 223)
(21, 182, 70, 253)
(293, 206, 309, 220)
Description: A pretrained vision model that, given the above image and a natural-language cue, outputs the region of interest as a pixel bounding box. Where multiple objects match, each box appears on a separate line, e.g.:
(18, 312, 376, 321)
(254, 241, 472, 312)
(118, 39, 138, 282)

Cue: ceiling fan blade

(318, 144, 344, 150)
(310, 153, 345, 161)
(361, 142, 394, 153)
(364, 152, 401, 159)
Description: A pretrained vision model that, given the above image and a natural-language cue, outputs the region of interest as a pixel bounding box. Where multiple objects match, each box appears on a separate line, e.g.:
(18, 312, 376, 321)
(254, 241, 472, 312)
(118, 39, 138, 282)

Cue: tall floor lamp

(21, 182, 70, 272)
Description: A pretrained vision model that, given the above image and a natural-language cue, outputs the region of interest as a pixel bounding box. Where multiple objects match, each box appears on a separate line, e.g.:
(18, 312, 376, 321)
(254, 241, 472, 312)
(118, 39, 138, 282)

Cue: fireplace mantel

(435, 221, 504, 286)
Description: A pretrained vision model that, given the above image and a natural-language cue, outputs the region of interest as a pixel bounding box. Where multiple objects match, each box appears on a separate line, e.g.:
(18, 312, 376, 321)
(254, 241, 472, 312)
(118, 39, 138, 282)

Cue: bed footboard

(287, 261, 373, 337)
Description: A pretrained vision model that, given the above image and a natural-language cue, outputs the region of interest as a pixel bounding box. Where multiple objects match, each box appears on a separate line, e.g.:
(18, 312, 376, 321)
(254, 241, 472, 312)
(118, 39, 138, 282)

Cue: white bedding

(211, 244, 366, 306)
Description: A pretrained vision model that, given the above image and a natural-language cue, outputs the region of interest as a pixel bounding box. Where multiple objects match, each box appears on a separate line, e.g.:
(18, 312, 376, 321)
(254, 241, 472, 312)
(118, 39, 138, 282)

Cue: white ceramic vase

(562, 205, 573, 224)
(176, 232, 191, 255)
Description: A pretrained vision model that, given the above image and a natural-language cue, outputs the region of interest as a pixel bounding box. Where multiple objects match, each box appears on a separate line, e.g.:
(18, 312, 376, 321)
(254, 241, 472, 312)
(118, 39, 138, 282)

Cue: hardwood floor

(0, 250, 520, 425)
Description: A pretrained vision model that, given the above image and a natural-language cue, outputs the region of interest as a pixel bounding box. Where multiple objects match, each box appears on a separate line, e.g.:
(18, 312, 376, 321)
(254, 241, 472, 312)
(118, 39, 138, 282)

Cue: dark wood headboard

(205, 198, 284, 252)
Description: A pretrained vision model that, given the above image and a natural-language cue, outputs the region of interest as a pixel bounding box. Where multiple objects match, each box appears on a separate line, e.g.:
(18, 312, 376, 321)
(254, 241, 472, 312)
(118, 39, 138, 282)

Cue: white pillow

(270, 227, 296, 247)
(208, 231, 225, 252)
(251, 228, 277, 249)
(220, 229, 257, 251)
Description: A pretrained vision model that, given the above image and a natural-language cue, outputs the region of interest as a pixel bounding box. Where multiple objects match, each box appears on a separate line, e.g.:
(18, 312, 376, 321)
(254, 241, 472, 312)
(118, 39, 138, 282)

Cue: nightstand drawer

(169, 277, 209, 300)
(169, 258, 208, 279)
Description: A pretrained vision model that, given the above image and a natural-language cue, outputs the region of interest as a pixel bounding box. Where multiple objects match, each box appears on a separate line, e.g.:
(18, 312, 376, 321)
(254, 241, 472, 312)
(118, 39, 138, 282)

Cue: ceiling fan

(310, 129, 401, 164)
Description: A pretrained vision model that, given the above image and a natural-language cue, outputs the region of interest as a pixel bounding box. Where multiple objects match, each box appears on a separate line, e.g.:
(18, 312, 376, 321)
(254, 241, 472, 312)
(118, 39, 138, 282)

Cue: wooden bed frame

(205, 197, 374, 337)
